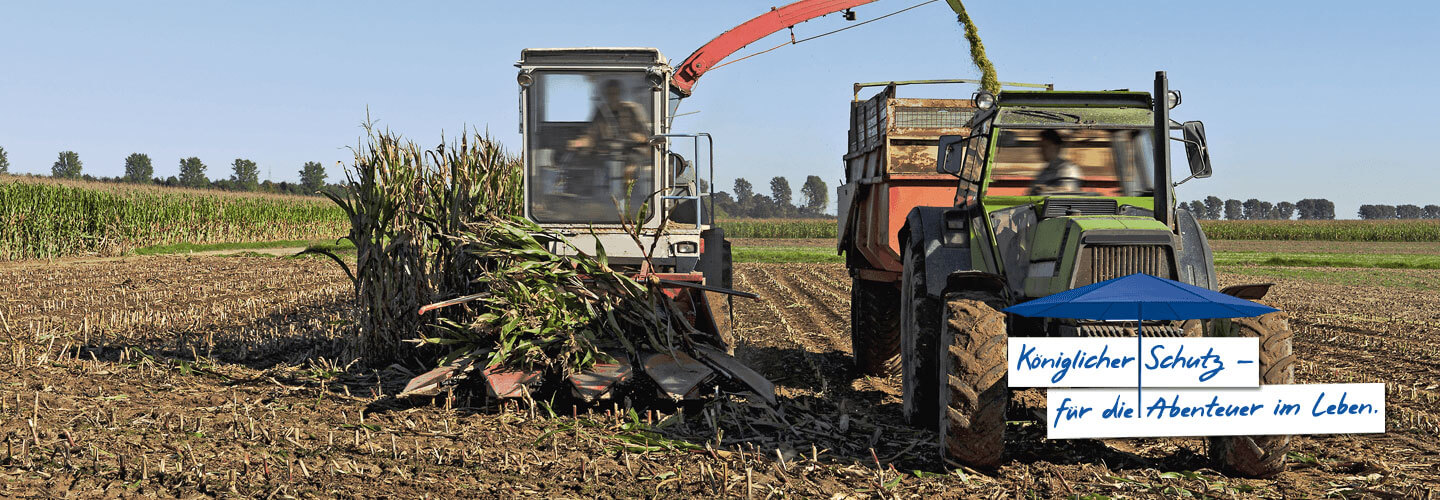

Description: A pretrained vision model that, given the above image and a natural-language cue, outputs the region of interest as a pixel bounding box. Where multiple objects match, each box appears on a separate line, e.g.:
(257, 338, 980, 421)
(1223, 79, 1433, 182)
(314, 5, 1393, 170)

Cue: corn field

(1200, 220, 1440, 242)
(720, 217, 1440, 242)
(0, 178, 346, 260)
(719, 218, 837, 239)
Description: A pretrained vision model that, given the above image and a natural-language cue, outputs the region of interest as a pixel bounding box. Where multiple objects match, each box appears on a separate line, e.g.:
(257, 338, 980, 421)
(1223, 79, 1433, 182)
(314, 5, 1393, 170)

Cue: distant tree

(1296, 199, 1316, 219)
(770, 176, 792, 209)
(1203, 196, 1223, 220)
(299, 161, 327, 192)
(746, 194, 777, 218)
(1242, 199, 1264, 220)
(52, 151, 83, 178)
(230, 158, 259, 191)
(1296, 198, 1335, 220)
(1357, 205, 1378, 220)
(1359, 204, 1396, 220)
(711, 191, 737, 218)
(1185, 200, 1206, 217)
(733, 178, 753, 201)
(1425, 205, 1440, 219)
(1224, 199, 1244, 220)
(1396, 204, 1424, 219)
(1274, 201, 1295, 220)
(800, 175, 829, 214)
(178, 157, 208, 188)
(123, 153, 153, 183)
(1259, 201, 1275, 219)
(0, 146, 9, 174)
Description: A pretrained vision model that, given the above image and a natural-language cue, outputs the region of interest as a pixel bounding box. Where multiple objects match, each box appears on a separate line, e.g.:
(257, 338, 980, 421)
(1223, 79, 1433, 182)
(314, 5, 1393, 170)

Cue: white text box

(1046, 383, 1385, 439)
(1008, 337, 1259, 388)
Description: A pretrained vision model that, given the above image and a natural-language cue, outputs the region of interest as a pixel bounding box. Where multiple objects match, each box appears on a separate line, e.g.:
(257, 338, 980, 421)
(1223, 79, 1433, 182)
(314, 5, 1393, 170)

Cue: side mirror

(936, 135, 967, 175)
(1181, 121, 1212, 179)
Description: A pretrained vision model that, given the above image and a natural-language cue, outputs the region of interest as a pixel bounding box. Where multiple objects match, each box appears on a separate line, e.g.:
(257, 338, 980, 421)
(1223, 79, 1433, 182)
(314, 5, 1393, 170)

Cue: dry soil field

(0, 256, 1436, 498)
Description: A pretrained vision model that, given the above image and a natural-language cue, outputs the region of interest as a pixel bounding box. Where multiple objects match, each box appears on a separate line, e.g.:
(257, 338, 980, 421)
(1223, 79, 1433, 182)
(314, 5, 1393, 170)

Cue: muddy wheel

(901, 240, 942, 429)
(1209, 303, 1295, 478)
(937, 291, 1008, 468)
(851, 277, 900, 377)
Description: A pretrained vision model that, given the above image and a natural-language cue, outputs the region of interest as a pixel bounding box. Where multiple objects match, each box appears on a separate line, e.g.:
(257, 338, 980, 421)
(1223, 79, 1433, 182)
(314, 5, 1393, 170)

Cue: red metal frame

(853, 176, 958, 274)
(672, 0, 877, 96)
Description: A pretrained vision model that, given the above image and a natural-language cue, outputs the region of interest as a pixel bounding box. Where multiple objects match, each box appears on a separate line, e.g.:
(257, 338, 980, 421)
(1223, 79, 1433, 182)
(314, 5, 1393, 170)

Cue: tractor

(837, 72, 1295, 477)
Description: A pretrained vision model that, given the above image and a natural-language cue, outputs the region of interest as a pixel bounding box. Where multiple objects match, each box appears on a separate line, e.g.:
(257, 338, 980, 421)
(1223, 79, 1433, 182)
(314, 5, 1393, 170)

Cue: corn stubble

(319, 126, 699, 374)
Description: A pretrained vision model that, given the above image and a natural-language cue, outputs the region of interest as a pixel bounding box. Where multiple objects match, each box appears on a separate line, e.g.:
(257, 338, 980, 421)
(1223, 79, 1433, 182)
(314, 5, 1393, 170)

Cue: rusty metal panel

(887, 140, 940, 174)
(483, 364, 544, 399)
(569, 354, 633, 402)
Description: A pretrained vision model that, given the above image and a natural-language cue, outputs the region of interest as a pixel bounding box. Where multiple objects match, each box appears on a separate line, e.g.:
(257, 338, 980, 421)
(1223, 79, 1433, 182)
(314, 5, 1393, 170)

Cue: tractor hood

(1024, 215, 1177, 299)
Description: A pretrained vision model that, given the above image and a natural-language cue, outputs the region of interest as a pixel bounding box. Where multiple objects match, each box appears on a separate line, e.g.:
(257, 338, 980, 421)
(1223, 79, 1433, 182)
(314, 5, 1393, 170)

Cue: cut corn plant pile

(312, 125, 729, 393)
(418, 217, 724, 377)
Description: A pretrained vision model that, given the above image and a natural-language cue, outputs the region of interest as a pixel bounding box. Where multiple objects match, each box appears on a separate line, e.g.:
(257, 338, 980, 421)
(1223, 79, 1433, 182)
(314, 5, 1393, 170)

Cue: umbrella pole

(1137, 303, 1143, 417)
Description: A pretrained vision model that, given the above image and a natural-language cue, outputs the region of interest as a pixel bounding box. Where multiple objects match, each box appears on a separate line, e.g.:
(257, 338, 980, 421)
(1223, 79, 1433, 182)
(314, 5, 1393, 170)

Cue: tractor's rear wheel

(937, 291, 1008, 468)
(901, 240, 942, 429)
(1209, 304, 1295, 478)
(851, 277, 901, 377)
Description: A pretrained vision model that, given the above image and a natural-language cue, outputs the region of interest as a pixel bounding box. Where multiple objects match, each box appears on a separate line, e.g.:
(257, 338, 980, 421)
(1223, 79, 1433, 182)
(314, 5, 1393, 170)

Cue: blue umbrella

(1001, 273, 1279, 406)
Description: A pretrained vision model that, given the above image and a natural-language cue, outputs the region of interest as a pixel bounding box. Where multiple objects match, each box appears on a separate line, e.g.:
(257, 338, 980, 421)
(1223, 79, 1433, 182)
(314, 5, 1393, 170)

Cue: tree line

(0, 148, 337, 197)
(1183, 197, 1337, 220)
(711, 175, 831, 218)
(1185, 196, 1440, 220)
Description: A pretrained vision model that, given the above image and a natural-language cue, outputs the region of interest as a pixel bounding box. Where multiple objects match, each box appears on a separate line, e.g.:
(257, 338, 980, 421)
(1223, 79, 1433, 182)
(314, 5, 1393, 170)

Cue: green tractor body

(880, 72, 1294, 477)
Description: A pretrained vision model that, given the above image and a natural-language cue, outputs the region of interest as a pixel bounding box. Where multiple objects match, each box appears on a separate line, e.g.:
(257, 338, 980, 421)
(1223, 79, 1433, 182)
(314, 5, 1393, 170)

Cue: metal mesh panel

(1073, 324, 1187, 338)
(892, 107, 973, 129)
(1078, 245, 1171, 285)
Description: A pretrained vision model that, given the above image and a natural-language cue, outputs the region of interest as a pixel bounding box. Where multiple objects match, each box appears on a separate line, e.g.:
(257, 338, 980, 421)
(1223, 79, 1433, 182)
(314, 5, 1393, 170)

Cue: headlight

(517, 71, 533, 87)
(672, 242, 698, 255)
(1166, 90, 1182, 109)
(973, 91, 996, 110)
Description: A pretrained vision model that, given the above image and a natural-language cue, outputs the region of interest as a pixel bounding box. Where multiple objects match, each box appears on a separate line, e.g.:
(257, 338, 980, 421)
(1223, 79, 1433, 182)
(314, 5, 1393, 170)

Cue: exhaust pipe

(1153, 71, 1172, 226)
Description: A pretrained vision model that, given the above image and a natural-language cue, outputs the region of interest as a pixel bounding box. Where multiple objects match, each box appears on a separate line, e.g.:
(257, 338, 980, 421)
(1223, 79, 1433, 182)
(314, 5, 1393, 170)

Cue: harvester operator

(568, 79, 652, 198)
(1028, 129, 1083, 195)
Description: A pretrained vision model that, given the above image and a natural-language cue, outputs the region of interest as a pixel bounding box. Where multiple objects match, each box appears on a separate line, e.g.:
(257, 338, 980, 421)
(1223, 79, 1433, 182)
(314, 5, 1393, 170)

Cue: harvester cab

(840, 72, 1295, 476)
(517, 48, 724, 283)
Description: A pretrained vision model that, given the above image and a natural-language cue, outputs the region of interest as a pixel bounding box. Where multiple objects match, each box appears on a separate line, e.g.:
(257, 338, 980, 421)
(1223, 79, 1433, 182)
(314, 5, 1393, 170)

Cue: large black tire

(851, 277, 901, 377)
(901, 241, 942, 429)
(937, 291, 1009, 468)
(1209, 304, 1296, 478)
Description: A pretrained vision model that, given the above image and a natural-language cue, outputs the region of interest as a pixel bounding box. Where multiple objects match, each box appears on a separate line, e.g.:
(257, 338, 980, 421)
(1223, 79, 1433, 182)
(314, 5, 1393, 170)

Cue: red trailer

(836, 80, 1049, 376)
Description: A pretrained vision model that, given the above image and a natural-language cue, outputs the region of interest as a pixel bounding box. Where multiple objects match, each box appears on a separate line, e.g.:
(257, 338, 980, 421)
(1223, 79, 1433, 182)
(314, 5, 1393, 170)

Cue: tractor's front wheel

(937, 291, 1009, 468)
(1209, 304, 1296, 478)
(851, 277, 901, 377)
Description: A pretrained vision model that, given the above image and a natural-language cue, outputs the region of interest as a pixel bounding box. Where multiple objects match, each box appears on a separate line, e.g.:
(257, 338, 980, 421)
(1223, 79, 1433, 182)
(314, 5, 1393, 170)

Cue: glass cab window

(527, 72, 656, 224)
(986, 128, 1153, 197)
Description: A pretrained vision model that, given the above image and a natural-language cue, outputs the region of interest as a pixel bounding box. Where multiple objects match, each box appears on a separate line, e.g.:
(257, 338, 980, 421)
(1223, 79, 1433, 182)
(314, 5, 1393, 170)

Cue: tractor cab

(517, 48, 717, 276)
(935, 83, 1216, 304)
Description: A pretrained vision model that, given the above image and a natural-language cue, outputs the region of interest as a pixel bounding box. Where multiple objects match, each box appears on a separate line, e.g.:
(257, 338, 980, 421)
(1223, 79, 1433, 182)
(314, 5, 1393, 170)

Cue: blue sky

(2, 1, 1435, 217)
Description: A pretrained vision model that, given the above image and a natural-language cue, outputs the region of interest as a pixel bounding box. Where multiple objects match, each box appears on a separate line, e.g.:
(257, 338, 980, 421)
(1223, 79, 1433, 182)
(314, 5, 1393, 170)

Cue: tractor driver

(1028, 129, 1083, 195)
(568, 79, 652, 202)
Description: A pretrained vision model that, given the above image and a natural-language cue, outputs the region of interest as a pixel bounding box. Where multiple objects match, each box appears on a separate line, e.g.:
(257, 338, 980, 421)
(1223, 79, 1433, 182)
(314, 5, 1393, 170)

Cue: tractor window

(526, 71, 656, 224)
(987, 129, 1153, 197)
(954, 133, 988, 206)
